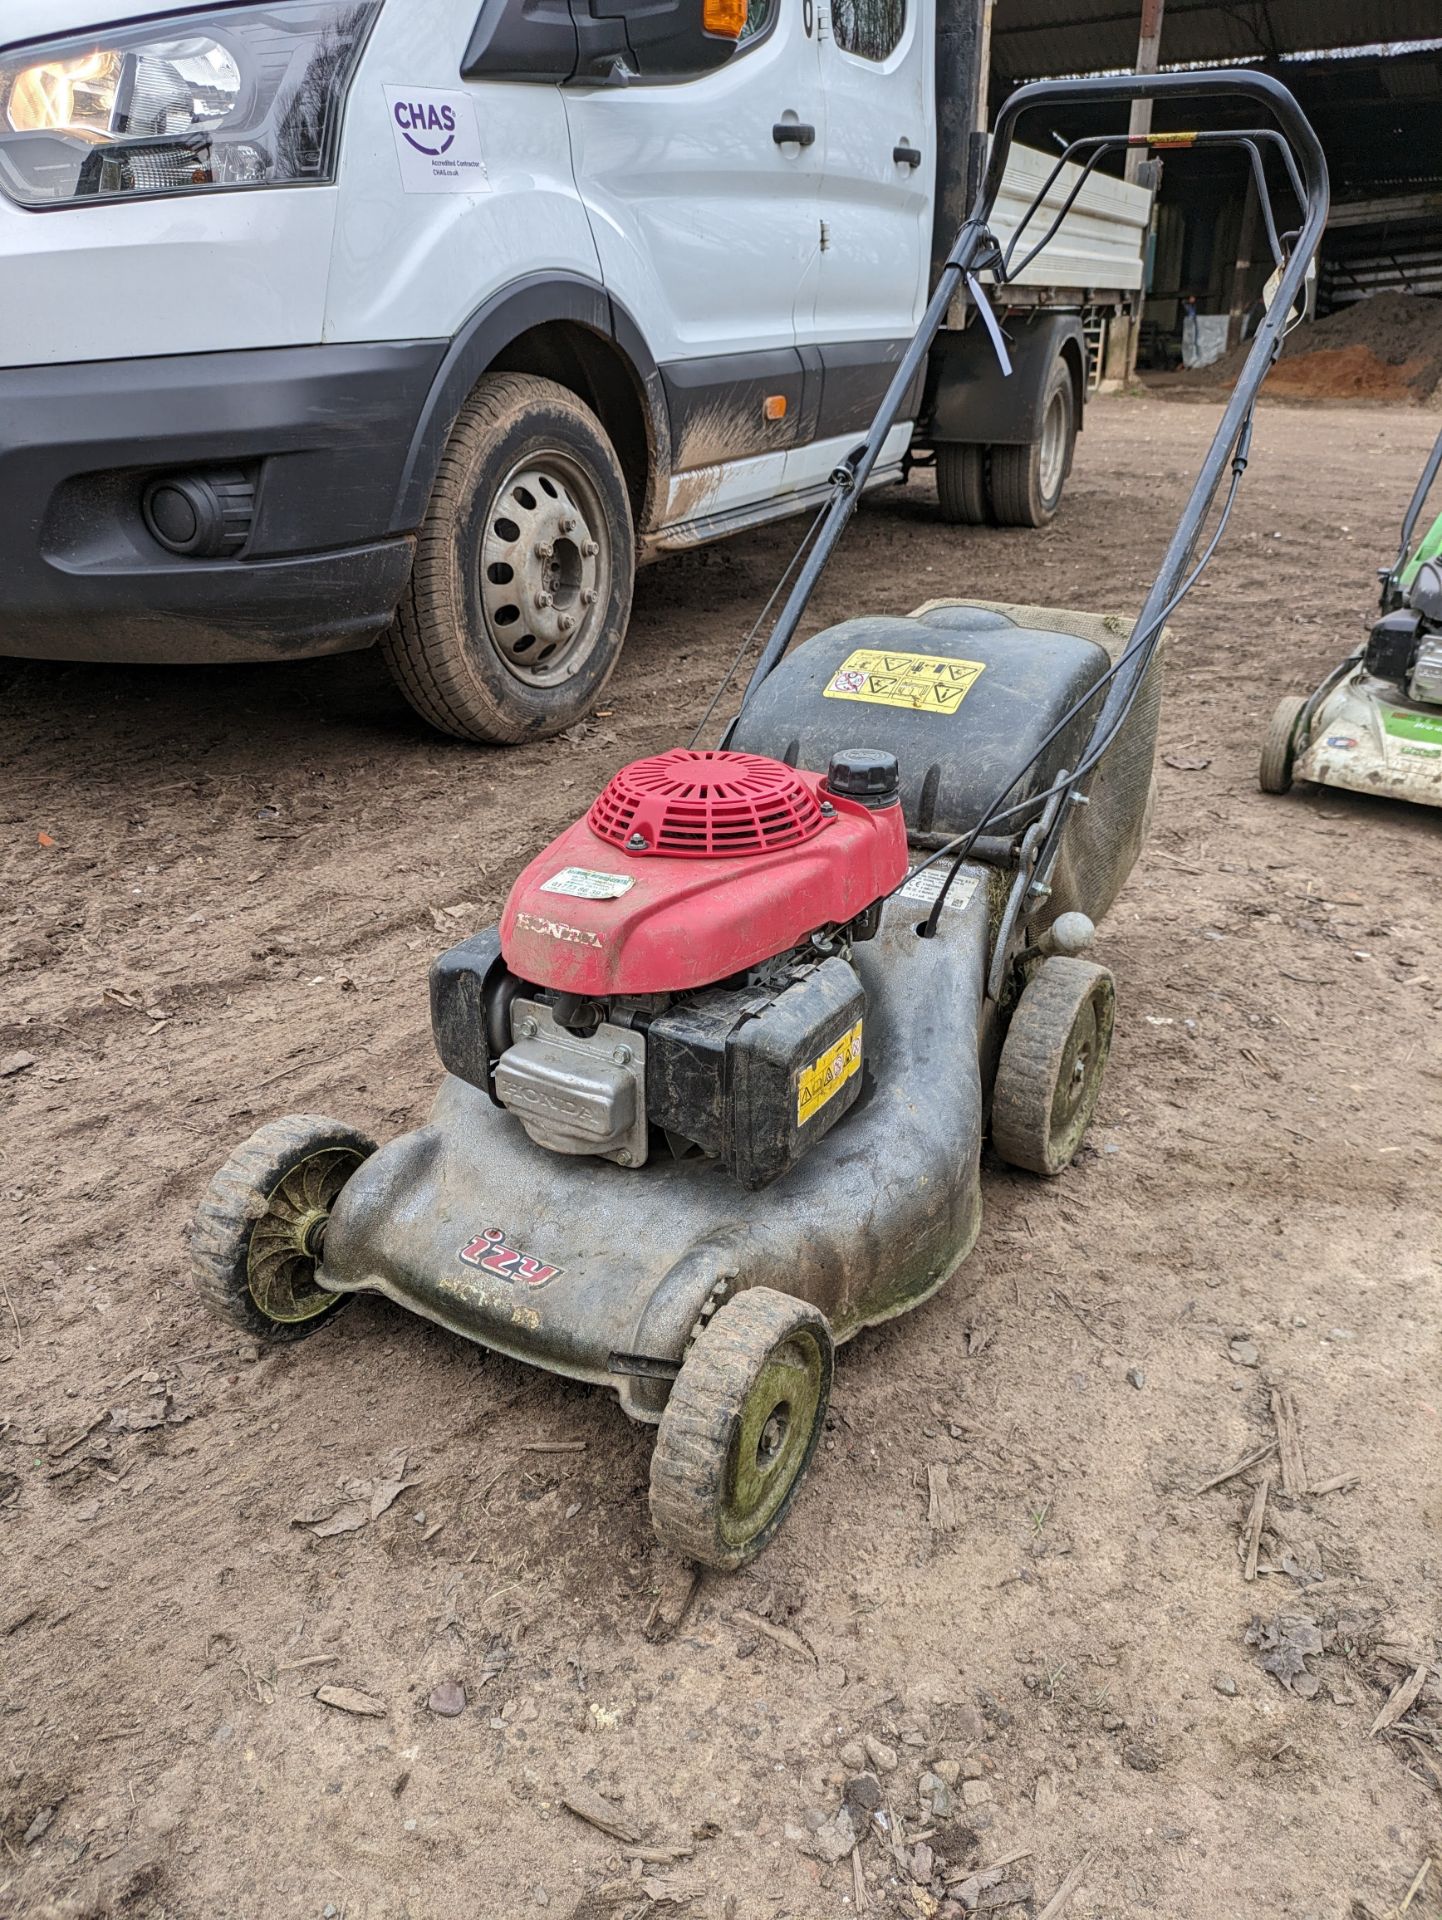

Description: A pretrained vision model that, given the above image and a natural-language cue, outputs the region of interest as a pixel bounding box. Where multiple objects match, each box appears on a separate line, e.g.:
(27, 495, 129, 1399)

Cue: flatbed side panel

(985, 143, 1152, 294)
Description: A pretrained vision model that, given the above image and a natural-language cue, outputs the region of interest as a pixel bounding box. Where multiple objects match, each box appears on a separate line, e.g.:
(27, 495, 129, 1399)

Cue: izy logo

(393, 98, 456, 157)
(383, 85, 489, 195)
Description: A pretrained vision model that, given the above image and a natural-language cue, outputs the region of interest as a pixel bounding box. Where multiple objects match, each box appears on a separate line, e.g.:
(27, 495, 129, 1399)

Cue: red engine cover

(500, 749, 909, 996)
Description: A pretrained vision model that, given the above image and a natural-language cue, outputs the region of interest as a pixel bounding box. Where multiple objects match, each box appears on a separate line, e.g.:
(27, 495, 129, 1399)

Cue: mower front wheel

(190, 1115, 376, 1341)
(1259, 694, 1308, 794)
(650, 1288, 834, 1571)
(992, 958, 1115, 1177)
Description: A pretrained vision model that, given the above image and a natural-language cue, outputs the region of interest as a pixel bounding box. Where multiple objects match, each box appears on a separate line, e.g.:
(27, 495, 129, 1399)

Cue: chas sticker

(385, 86, 489, 194)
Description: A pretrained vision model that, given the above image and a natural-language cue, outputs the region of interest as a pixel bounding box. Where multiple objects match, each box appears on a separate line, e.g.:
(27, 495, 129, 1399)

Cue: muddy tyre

(936, 443, 991, 525)
(190, 1115, 375, 1340)
(992, 958, 1115, 1177)
(649, 1288, 834, 1571)
(988, 357, 1075, 528)
(1259, 694, 1307, 794)
(382, 373, 634, 745)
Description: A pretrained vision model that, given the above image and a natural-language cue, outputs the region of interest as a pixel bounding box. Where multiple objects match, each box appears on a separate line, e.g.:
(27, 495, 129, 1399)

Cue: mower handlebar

(730, 68, 1330, 728)
(976, 70, 1326, 264)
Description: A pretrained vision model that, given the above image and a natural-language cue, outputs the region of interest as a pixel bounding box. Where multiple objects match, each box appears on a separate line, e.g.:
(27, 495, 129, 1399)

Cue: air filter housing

(587, 748, 826, 858)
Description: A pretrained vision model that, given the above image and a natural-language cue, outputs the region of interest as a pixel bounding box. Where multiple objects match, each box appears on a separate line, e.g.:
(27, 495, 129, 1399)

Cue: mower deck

(318, 867, 991, 1422)
(1296, 668, 1442, 808)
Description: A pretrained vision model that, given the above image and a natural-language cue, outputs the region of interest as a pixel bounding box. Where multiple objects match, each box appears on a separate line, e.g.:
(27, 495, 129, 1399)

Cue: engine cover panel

(500, 770, 906, 996)
(647, 955, 866, 1189)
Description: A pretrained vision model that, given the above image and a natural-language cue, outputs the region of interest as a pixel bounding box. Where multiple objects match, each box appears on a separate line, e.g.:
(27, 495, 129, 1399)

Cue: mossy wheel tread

(936, 443, 991, 525)
(992, 957, 1115, 1177)
(381, 372, 633, 746)
(649, 1287, 834, 1571)
(1260, 693, 1307, 794)
(190, 1114, 376, 1341)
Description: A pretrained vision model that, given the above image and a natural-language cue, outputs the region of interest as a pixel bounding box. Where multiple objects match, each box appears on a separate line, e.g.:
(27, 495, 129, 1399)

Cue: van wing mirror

(463, 0, 745, 85)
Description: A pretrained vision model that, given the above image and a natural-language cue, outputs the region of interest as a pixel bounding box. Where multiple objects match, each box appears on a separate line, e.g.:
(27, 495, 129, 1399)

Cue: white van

(0, 0, 1149, 741)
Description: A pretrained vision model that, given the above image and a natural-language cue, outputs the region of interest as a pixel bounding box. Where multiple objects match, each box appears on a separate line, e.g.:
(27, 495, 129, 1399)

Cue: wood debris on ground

(314, 1684, 386, 1718)
(1370, 1665, 1429, 1738)
(1243, 1473, 1271, 1583)
(731, 1607, 816, 1663)
(562, 1783, 642, 1845)
(926, 1463, 958, 1531)
(1270, 1388, 1309, 1496)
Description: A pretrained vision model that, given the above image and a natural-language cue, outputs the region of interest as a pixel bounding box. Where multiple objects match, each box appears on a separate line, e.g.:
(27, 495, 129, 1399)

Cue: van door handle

(773, 122, 816, 147)
(893, 143, 923, 168)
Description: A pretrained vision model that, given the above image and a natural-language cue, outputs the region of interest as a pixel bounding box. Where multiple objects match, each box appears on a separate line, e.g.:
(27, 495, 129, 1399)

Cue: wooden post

(1227, 171, 1263, 349)
(1124, 0, 1166, 186)
(1121, 0, 1166, 379)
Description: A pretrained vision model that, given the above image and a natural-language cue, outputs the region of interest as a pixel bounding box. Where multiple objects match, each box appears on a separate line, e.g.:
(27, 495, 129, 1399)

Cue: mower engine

(431, 748, 909, 1189)
(1366, 559, 1442, 707)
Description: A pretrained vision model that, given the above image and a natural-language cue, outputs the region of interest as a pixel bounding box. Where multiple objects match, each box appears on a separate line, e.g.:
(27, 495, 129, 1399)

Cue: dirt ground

(3, 395, 1440, 1920)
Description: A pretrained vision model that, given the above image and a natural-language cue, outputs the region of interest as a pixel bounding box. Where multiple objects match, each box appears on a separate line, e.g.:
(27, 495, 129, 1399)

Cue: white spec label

(539, 867, 636, 902)
(897, 866, 980, 911)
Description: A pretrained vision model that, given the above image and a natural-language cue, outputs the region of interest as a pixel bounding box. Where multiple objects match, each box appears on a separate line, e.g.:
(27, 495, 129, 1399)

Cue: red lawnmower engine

(431, 748, 908, 1188)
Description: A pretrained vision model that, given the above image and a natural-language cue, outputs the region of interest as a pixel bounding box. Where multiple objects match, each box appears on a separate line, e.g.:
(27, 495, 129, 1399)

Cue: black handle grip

(773, 121, 815, 147)
(893, 143, 922, 168)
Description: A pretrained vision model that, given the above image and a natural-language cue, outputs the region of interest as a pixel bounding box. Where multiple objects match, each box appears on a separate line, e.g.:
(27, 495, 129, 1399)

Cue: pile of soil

(1212, 292, 1442, 402)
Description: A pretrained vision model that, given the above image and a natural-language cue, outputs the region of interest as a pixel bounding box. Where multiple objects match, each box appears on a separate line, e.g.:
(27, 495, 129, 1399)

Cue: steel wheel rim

(479, 451, 610, 688)
(246, 1145, 364, 1324)
(1039, 387, 1068, 499)
(719, 1332, 825, 1550)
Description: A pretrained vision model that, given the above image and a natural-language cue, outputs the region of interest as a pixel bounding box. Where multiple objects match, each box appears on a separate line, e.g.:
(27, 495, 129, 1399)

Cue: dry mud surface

(3, 396, 1440, 1920)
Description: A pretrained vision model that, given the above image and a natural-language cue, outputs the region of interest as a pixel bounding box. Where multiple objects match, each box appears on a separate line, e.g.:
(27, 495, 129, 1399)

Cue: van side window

(831, 0, 905, 61)
(740, 0, 776, 44)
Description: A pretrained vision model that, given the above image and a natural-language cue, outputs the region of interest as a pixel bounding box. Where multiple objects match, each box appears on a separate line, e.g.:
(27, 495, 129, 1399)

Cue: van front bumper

(0, 339, 446, 663)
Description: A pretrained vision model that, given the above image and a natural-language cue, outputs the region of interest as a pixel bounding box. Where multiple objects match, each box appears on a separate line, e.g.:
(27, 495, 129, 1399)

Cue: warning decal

(823, 648, 985, 715)
(797, 1020, 863, 1127)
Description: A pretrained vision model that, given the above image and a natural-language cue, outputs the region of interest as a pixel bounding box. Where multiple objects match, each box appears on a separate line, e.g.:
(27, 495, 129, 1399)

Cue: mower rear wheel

(649, 1288, 834, 1571)
(936, 443, 991, 525)
(992, 958, 1115, 1177)
(190, 1115, 376, 1340)
(1259, 694, 1308, 794)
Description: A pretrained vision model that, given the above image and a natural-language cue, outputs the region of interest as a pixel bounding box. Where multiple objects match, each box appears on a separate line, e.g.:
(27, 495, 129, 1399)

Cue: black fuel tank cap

(826, 747, 901, 808)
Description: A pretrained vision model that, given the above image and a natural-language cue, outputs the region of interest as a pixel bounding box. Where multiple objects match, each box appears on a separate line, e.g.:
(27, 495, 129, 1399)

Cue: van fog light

(142, 471, 255, 558)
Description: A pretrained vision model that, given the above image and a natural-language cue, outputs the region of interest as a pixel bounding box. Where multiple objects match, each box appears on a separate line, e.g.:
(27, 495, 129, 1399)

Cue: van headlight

(0, 0, 379, 209)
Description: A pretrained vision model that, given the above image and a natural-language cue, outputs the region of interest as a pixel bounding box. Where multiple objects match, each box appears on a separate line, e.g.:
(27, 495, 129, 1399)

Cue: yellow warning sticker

(822, 648, 985, 715)
(797, 1019, 863, 1127)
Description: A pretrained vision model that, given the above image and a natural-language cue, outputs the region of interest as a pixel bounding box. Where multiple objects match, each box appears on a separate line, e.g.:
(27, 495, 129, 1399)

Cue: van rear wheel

(935, 443, 991, 525)
(383, 373, 634, 745)
(988, 356, 1075, 528)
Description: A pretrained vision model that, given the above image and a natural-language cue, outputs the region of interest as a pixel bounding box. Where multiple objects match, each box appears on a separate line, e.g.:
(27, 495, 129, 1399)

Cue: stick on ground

(731, 1607, 816, 1664)
(1243, 1473, 1271, 1583)
(1270, 1388, 1308, 1496)
(1371, 1665, 1428, 1738)
(1193, 1441, 1276, 1496)
(1037, 1851, 1095, 1920)
(562, 1784, 641, 1845)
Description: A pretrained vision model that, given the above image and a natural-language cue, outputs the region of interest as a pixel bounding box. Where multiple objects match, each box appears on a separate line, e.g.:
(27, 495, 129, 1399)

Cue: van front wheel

(383, 373, 634, 745)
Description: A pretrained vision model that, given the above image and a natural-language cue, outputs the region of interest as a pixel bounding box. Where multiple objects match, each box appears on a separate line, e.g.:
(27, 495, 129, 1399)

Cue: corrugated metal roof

(992, 1, 1442, 82)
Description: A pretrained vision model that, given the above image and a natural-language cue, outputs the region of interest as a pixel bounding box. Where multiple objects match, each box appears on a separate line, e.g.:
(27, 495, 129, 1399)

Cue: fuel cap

(826, 747, 901, 808)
